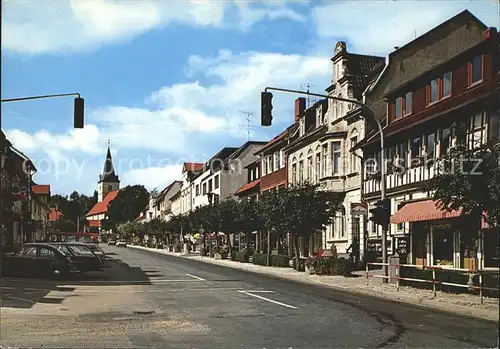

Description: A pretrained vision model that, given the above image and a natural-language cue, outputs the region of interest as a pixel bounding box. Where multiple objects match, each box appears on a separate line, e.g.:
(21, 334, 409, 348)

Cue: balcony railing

(364, 160, 440, 196)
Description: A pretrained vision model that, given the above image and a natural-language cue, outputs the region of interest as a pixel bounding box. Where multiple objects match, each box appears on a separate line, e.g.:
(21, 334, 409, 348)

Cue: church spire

(99, 140, 120, 183)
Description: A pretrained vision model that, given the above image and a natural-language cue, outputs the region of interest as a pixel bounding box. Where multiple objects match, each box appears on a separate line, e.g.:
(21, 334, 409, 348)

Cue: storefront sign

(351, 203, 368, 217)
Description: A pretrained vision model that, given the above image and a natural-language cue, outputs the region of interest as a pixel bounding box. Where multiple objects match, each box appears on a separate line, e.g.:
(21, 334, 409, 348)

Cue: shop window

(432, 227, 454, 266)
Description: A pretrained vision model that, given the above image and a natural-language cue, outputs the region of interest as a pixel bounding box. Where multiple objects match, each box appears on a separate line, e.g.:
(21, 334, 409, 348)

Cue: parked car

(1, 243, 80, 279)
(84, 243, 106, 263)
(48, 242, 102, 273)
(116, 240, 127, 247)
(108, 240, 116, 245)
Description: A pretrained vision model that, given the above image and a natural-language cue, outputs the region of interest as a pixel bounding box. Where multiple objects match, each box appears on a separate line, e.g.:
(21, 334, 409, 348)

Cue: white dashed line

(185, 273, 206, 281)
(238, 290, 298, 309)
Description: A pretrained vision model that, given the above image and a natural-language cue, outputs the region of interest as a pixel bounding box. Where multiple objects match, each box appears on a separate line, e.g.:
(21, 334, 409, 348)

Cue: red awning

(390, 199, 490, 229)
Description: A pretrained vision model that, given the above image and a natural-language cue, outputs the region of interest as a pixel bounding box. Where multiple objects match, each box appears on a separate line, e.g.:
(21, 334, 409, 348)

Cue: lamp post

(262, 86, 388, 282)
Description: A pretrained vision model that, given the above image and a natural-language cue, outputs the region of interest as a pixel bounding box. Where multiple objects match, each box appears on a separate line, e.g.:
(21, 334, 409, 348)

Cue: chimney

(295, 97, 306, 123)
(483, 27, 498, 39)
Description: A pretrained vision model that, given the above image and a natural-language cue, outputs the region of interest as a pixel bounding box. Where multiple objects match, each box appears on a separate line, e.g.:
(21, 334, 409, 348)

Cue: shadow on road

(1, 257, 152, 309)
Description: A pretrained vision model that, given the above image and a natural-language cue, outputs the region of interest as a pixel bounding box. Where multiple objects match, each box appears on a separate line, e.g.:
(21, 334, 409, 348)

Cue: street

(1, 246, 498, 348)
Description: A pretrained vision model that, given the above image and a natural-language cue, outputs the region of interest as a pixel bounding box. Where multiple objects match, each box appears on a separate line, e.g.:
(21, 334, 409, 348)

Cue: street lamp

(262, 86, 388, 282)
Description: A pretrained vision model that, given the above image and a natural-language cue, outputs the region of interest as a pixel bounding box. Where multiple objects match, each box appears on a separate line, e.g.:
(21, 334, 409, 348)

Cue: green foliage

(117, 221, 143, 239)
(305, 256, 353, 276)
(100, 218, 115, 232)
(48, 191, 97, 232)
(107, 185, 149, 225)
(426, 140, 500, 229)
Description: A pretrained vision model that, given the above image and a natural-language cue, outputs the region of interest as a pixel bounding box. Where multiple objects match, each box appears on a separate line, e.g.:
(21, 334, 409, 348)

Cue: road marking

(4, 295, 36, 304)
(237, 291, 298, 309)
(241, 290, 275, 293)
(185, 273, 206, 281)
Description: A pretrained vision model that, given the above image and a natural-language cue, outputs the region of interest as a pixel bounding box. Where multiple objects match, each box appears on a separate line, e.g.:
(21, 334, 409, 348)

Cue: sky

(2, 0, 499, 196)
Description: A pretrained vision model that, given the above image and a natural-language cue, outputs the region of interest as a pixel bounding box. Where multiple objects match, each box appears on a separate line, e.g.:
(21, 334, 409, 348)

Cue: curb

(128, 245, 499, 322)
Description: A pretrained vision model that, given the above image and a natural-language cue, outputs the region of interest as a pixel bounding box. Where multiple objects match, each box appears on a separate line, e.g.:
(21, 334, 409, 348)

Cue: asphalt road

(1, 245, 498, 348)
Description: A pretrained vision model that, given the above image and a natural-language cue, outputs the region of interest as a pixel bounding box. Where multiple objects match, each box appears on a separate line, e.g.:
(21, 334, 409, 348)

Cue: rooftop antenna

(301, 82, 316, 108)
(238, 111, 254, 141)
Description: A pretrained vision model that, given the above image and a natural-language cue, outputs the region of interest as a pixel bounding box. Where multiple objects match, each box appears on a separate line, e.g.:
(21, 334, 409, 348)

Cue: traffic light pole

(264, 86, 388, 282)
(0, 92, 83, 130)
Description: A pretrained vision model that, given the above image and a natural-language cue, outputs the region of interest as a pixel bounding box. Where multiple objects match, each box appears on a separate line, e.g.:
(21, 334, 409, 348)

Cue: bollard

(365, 263, 369, 285)
(432, 269, 436, 298)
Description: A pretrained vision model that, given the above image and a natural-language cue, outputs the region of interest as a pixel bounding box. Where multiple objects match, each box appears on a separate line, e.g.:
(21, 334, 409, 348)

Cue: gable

(376, 11, 487, 97)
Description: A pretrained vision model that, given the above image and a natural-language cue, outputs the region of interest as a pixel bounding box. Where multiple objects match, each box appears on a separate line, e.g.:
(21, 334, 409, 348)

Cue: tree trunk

(227, 233, 232, 253)
(293, 234, 300, 271)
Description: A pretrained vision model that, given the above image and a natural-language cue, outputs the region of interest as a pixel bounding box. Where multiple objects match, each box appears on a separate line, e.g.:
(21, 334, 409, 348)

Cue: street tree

(107, 185, 149, 229)
(235, 198, 264, 249)
(426, 132, 500, 230)
(215, 199, 241, 252)
(277, 183, 343, 270)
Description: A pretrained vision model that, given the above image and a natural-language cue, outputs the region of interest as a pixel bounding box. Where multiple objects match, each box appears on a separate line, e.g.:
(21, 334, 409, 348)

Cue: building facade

(154, 181, 182, 221)
(285, 41, 385, 259)
(358, 10, 499, 268)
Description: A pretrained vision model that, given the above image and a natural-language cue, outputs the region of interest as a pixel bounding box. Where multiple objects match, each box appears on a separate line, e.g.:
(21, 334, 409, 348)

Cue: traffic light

(369, 198, 391, 231)
(74, 97, 85, 129)
(261, 92, 273, 126)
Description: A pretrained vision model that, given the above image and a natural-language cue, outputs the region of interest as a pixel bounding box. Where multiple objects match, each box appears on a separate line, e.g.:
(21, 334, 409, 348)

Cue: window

(490, 112, 500, 141)
(395, 97, 402, 118)
(331, 141, 341, 175)
(307, 155, 313, 180)
(430, 78, 439, 103)
(267, 156, 273, 173)
(299, 117, 306, 136)
(334, 100, 339, 119)
(262, 158, 267, 175)
(291, 163, 297, 184)
(339, 206, 346, 238)
(315, 153, 321, 181)
(350, 137, 358, 172)
(322, 144, 328, 176)
(274, 152, 279, 171)
(404, 92, 412, 115)
(208, 179, 213, 192)
(365, 153, 377, 174)
(397, 141, 408, 168)
(443, 72, 452, 97)
(426, 133, 435, 158)
(469, 112, 487, 148)
(317, 105, 323, 125)
(338, 94, 343, 117)
(108, 184, 113, 191)
(39, 248, 55, 258)
(299, 160, 304, 183)
(202, 183, 207, 195)
(214, 175, 219, 189)
(21, 246, 37, 256)
(279, 150, 285, 168)
(470, 55, 483, 85)
(440, 128, 451, 156)
(411, 137, 421, 159)
(428, 72, 452, 105)
(196, 185, 200, 196)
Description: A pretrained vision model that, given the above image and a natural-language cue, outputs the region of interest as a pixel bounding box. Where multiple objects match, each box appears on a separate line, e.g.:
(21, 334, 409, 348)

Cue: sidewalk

(129, 245, 499, 321)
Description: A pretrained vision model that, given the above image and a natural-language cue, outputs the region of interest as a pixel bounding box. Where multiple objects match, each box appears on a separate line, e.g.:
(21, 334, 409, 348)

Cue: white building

(180, 162, 203, 214)
(154, 181, 182, 221)
(286, 41, 385, 259)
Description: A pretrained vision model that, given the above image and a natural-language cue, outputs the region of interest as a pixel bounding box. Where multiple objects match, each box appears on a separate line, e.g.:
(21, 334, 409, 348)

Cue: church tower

(98, 141, 120, 202)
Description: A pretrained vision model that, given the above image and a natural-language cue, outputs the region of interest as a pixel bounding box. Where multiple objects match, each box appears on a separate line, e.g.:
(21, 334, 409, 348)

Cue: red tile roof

(48, 208, 64, 221)
(86, 190, 119, 217)
(32, 184, 50, 195)
(235, 179, 260, 195)
(88, 220, 100, 227)
(183, 162, 203, 173)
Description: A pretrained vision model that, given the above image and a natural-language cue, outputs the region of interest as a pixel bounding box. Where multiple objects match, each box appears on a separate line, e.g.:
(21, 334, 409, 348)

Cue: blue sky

(2, 0, 498, 196)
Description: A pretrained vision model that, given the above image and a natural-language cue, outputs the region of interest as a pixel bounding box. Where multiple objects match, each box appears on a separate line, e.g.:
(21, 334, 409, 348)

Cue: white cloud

(6, 49, 330, 193)
(1, 0, 304, 55)
(312, 1, 500, 56)
(121, 165, 183, 191)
